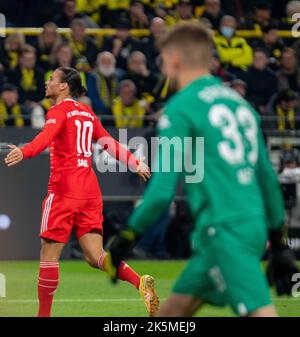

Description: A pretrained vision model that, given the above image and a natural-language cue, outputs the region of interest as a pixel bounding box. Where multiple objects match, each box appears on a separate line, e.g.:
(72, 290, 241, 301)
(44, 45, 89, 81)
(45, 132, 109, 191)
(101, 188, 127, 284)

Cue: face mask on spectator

(221, 26, 235, 39)
(98, 64, 116, 77)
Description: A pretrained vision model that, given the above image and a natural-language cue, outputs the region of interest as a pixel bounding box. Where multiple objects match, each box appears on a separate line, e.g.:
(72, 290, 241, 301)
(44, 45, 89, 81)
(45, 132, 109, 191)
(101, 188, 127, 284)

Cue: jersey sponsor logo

(157, 115, 171, 130)
(77, 158, 89, 168)
(67, 110, 95, 121)
(198, 85, 244, 104)
(46, 118, 56, 125)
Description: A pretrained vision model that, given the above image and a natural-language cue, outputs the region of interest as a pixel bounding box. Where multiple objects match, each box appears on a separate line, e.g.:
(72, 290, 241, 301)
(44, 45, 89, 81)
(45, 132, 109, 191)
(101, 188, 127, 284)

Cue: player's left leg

(157, 294, 203, 317)
(78, 231, 159, 316)
(78, 231, 140, 288)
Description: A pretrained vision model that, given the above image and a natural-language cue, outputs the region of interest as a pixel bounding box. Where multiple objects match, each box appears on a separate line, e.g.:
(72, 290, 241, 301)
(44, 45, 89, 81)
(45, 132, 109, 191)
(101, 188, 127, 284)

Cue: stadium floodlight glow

(0, 13, 6, 37)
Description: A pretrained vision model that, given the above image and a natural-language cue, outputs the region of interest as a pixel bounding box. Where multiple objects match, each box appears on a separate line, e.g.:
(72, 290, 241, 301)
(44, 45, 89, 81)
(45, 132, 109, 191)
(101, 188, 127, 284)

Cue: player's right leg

(157, 294, 203, 317)
(38, 238, 65, 317)
(37, 193, 75, 317)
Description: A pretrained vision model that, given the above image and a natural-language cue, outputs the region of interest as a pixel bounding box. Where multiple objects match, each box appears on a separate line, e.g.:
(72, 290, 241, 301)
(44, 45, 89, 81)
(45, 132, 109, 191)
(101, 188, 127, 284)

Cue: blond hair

(158, 22, 214, 68)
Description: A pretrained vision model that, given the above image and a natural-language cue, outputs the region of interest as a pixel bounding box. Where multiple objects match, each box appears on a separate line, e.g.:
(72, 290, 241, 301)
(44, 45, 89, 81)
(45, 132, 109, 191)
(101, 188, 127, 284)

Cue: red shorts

(40, 193, 103, 243)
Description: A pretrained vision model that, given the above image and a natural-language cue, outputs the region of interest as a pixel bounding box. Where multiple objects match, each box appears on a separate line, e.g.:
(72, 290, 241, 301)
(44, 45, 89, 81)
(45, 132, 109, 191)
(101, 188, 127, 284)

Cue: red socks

(98, 253, 141, 289)
(117, 261, 141, 289)
(37, 261, 59, 317)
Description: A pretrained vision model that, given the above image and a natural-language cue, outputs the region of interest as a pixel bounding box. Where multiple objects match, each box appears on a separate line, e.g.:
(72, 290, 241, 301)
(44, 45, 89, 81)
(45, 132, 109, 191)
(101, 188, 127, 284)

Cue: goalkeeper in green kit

(107, 23, 299, 317)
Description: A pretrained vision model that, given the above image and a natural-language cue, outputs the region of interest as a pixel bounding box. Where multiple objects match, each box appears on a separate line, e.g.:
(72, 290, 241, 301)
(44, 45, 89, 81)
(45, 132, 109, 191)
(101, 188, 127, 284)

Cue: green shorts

(173, 216, 271, 316)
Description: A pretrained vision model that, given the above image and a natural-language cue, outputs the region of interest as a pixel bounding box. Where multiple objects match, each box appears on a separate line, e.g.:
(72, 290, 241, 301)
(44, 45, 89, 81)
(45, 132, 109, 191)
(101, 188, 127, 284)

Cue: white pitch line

(0, 298, 299, 304)
(0, 298, 167, 303)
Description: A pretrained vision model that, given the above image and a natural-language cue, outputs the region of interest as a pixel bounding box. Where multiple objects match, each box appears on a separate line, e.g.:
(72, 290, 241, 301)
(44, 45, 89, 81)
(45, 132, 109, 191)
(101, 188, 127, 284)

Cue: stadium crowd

(0, 0, 300, 133)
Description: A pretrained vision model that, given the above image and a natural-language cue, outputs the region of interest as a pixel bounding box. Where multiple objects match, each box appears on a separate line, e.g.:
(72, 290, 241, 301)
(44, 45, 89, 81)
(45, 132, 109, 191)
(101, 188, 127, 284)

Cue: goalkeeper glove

(267, 228, 299, 296)
(106, 229, 138, 284)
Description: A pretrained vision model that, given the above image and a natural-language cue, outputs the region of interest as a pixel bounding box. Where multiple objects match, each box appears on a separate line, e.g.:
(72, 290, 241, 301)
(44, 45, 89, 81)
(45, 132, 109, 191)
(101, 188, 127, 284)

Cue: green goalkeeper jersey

(128, 75, 284, 235)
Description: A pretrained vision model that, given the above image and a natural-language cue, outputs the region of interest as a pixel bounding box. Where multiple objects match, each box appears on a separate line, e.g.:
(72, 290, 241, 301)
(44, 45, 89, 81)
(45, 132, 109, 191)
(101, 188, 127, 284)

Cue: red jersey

(21, 99, 139, 199)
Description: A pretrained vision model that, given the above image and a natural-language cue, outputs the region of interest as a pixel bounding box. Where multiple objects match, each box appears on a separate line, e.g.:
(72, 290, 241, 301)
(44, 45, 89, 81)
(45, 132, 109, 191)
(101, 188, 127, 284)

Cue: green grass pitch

(0, 260, 299, 317)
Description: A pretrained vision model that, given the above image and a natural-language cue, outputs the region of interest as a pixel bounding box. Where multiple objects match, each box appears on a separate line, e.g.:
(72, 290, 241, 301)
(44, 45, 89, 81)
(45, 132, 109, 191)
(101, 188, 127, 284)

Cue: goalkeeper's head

(158, 22, 214, 90)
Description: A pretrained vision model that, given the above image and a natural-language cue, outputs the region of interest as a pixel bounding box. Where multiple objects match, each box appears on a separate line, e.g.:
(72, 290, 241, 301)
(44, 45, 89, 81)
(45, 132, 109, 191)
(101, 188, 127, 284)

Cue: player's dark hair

(58, 67, 87, 98)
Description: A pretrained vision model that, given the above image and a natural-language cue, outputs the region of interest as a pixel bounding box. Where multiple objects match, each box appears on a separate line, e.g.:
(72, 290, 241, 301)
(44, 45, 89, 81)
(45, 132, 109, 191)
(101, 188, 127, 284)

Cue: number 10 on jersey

(75, 120, 93, 157)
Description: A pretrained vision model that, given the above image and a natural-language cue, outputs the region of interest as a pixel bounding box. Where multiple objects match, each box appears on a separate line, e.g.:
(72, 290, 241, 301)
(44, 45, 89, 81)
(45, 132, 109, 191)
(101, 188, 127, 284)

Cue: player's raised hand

(4, 144, 24, 167)
(137, 156, 151, 182)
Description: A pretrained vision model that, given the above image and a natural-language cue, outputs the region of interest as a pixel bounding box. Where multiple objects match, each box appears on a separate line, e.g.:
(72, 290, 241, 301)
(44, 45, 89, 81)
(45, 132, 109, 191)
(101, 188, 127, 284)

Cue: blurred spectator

(243, 48, 277, 114)
(210, 52, 236, 83)
(242, 1, 273, 30)
(201, 0, 224, 30)
(112, 80, 146, 128)
(53, 0, 85, 27)
(230, 78, 248, 98)
(153, 3, 176, 26)
(277, 48, 300, 93)
(265, 89, 300, 131)
(151, 76, 173, 111)
(0, 33, 25, 71)
(0, 83, 29, 127)
(280, 0, 300, 29)
(251, 24, 285, 71)
(214, 16, 253, 75)
(141, 17, 167, 73)
(122, 0, 150, 29)
(33, 22, 62, 72)
(103, 18, 141, 72)
(7, 45, 44, 104)
(87, 52, 120, 114)
(67, 19, 99, 67)
(125, 51, 159, 100)
(101, 0, 130, 27)
(173, 0, 195, 22)
(49, 43, 75, 71)
(76, 0, 104, 26)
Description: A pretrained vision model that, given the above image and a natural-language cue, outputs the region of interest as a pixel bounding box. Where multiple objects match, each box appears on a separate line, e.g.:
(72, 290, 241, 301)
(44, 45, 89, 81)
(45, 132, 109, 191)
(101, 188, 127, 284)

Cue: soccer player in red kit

(4, 67, 160, 317)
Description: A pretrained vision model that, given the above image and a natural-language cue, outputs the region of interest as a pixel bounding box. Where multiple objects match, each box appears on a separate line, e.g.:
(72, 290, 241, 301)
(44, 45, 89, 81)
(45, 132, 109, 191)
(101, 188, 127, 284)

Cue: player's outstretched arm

(16, 107, 65, 160)
(93, 117, 150, 181)
(4, 144, 24, 167)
